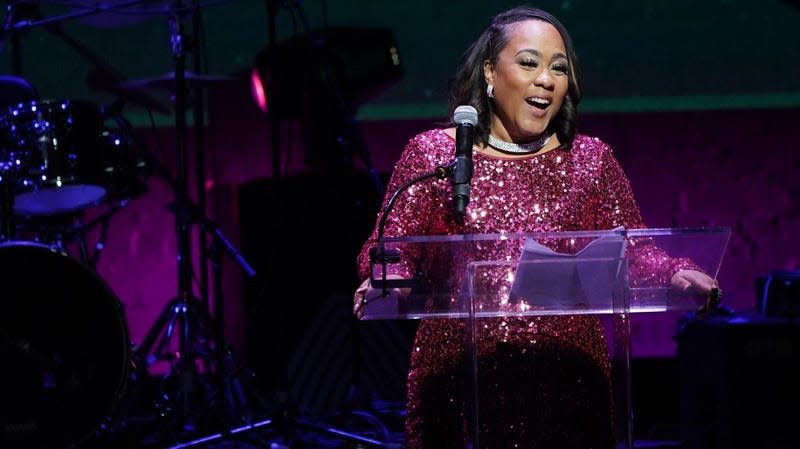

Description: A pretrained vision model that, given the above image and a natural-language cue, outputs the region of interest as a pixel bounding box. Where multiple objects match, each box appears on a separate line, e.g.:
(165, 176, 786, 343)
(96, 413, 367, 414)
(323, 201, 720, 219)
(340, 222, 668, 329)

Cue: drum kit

(0, 2, 256, 449)
(0, 94, 150, 449)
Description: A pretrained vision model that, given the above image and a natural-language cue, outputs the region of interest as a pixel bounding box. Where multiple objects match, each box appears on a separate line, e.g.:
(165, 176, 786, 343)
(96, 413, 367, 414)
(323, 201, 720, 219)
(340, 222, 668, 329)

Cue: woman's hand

(353, 275, 410, 319)
(671, 269, 725, 315)
(353, 278, 372, 319)
(670, 269, 719, 295)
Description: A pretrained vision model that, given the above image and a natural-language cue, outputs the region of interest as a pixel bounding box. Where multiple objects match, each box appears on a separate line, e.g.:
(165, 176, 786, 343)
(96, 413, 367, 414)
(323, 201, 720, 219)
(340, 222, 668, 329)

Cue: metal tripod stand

(129, 1, 260, 438)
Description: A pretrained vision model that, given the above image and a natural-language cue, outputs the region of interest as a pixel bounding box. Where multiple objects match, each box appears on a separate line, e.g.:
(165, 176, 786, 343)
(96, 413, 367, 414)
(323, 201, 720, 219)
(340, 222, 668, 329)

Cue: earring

(487, 84, 494, 98)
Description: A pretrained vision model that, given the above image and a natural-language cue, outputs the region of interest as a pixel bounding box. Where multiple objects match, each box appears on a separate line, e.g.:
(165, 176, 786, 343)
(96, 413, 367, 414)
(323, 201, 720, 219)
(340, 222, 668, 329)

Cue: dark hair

(448, 6, 582, 148)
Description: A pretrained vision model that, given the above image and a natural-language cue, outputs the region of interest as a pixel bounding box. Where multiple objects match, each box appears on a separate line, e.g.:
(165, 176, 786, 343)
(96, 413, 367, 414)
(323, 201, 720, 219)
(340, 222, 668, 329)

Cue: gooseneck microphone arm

(369, 165, 451, 298)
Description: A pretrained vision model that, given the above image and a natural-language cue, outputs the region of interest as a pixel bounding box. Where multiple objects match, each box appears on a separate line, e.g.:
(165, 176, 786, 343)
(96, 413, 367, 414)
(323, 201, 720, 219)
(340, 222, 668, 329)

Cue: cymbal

(75, 0, 211, 28)
(75, 1, 166, 28)
(121, 71, 238, 90)
(86, 67, 172, 114)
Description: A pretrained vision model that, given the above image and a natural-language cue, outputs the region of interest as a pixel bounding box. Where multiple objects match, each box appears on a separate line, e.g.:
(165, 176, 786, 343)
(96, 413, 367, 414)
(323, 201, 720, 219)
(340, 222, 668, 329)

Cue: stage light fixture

(250, 26, 403, 119)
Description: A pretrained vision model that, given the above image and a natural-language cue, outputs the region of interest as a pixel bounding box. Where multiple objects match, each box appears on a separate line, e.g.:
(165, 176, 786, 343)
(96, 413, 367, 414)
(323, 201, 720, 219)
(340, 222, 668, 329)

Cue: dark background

(2, 0, 800, 122)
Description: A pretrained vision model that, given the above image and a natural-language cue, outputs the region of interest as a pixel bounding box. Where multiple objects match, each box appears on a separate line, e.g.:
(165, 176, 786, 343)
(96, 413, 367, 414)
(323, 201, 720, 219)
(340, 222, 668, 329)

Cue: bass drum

(0, 240, 131, 449)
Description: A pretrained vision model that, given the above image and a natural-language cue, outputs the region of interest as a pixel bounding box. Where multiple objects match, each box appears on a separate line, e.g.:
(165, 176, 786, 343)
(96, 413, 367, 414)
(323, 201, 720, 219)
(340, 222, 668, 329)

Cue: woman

(353, 6, 718, 449)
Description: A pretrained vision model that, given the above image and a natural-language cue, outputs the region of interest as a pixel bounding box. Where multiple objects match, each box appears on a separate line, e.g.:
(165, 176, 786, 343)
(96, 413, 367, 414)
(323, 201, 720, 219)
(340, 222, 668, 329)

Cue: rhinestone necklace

(487, 133, 551, 154)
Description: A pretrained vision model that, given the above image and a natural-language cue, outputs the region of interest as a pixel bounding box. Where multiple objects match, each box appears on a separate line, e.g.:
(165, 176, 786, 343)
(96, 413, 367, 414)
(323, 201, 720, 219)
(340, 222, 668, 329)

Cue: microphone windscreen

(453, 105, 478, 126)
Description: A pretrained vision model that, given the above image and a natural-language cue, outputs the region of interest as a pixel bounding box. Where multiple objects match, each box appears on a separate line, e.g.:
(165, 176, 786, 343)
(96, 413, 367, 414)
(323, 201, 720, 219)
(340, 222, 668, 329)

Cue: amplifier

(755, 270, 800, 318)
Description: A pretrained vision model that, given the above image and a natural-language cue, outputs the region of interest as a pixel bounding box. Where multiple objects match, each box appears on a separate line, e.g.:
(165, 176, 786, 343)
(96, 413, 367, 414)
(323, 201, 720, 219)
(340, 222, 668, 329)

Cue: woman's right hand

(353, 275, 409, 319)
(353, 278, 372, 319)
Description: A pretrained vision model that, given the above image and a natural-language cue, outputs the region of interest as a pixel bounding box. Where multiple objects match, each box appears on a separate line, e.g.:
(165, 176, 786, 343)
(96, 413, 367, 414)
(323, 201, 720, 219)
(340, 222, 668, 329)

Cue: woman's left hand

(670, 269, 719, 295)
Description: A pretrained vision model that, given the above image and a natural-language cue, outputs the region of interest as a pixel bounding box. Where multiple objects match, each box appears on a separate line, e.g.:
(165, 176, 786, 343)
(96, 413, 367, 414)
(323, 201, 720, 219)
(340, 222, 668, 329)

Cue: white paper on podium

(508, 228, 627, 309)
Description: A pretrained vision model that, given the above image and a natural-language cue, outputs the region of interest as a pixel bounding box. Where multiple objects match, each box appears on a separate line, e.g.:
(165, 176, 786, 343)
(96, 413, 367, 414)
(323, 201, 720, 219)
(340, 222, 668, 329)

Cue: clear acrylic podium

(361, 227, 731, 449)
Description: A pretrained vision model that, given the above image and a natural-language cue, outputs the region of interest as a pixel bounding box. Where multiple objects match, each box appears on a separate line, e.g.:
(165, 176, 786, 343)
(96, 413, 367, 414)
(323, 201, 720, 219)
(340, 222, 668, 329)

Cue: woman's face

(484, 19, 569, 143)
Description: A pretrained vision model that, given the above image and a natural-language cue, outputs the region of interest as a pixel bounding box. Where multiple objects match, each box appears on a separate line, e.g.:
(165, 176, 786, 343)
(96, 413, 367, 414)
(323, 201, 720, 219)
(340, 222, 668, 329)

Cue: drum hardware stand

(11, 200, 127, 263)
(68, 202, 127, 268)
(122, 3, 270, 444)
(132, 194, 260, 423)
(85, 199, 136, 265)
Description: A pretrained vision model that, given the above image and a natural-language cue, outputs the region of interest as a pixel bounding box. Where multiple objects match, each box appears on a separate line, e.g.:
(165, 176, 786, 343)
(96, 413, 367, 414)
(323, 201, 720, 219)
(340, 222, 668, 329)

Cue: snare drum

(0, 240, 131, 449)
(0, 100, 108, 216)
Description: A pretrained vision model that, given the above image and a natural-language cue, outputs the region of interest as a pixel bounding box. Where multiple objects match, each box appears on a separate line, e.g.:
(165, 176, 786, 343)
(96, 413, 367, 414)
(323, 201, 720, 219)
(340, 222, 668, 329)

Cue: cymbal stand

(131, 2, 257, 436)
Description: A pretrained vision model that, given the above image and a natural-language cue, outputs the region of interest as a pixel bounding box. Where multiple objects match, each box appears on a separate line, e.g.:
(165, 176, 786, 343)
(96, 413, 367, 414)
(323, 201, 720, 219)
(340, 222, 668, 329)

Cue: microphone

(452, 105, 478, 216)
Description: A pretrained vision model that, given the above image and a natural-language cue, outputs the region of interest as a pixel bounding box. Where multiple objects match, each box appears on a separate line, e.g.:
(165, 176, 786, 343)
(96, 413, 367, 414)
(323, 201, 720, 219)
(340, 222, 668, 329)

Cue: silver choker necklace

(487, 134, 551, 154)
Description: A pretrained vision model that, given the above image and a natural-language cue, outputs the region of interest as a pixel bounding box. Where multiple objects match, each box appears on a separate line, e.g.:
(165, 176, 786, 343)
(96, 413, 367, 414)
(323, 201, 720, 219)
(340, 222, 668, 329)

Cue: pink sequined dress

(357, 128, 686, 449)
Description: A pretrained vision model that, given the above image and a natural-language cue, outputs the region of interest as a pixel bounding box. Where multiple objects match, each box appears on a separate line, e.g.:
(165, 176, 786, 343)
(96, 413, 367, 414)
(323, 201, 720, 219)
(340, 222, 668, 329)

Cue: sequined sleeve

(593, 141, 701, 286)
